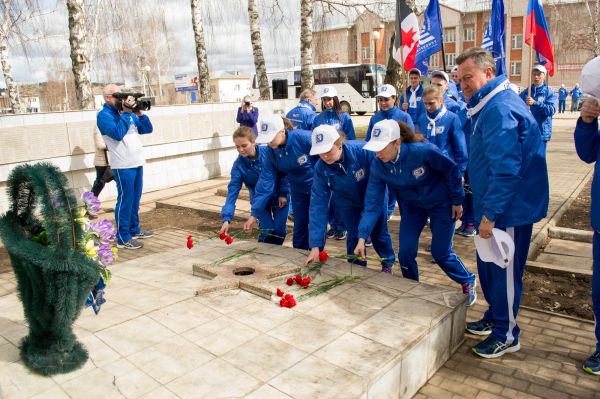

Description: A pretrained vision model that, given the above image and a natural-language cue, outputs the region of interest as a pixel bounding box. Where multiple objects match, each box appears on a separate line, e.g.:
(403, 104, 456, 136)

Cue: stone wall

(0, 99, 297, 213)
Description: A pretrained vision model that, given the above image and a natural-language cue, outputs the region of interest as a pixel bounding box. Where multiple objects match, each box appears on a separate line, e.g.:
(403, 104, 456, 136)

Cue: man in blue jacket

(97, 84, 154, 250)
(571, 83, 583, 112)
(457, 47, 549, 358)
(520, 64, 557, 153)
(286, 88, 318, 130)
(558, 84, 568, 114)
(399, 68, 425, 125)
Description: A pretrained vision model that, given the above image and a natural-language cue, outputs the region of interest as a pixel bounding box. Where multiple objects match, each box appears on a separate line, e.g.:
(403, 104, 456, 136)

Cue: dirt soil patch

(557, 177, 593, 231)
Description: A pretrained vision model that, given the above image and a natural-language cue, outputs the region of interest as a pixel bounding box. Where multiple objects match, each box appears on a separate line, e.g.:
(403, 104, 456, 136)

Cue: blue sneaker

(583, 350, 600, 375)
(461, 280, 477, 307)
(335, 230, 347, 240)
(465, 319, 493, 336)
(365, 237, 373, 247)
(472, 335, 520, 359)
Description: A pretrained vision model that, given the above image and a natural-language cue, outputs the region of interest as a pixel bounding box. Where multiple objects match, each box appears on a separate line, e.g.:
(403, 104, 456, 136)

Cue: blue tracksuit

(313, 109, 355, 140)
(309, 141, 395, 268)
(252, 129, 317, 250)
(97, 104, 152, 244)
(467, 75, 549, 345)
(520, 84, 557, 144)
(558, 88, 568, 113)
(221, 146, 289, 245)
(359, 141, 474, 285)
(571, 87, 583, 111)
(574, 117, 600, 351)
(237, 107, 259, 135)
(444, 94, 468, 127)
(448, 80, 460, 101)
(286, 100, 317, 130)
(400, 85, 425, 124)
(416, 108, 468, 175)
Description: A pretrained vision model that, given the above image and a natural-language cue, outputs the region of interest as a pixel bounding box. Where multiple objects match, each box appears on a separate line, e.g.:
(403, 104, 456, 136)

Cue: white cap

(408, 68, 422, 77)
(532, 64, 547, 74)
(310, 124, 340, 155)
(319, 86, 338, 98)
(256, 114, 284, 144)
(363, 119, 400, 152)
(376, 84, 397, 98)
(430, 70, 449, 82)
(580, 56, 600, 100)
(451, 65, 459, 73)
(474, 228, 515, 268)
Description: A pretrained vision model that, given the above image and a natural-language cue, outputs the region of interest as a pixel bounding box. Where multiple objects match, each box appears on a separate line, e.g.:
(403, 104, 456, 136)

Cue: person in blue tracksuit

(220, 126, 289, 245)
(574, 96, 600, 375)
(367, 84, 415, 220)
(286, 88, 318, 130)
(97, 84, 154, 250)
(558, 84, 568, 114)
(312, 86, 355, 240)
(430, 70, 468, 127)
(304, 125, 396, 271)
(520, 64, 557, 153)
(416, 85, 468, 175)
(451, 66, 465, 102)
(355, 119, 477, 304)
(457, 47, 549, 359)
(399, 68, 425, 125)
(571, 84, 583, 112)
(244, 114, 317, 250)
(236, 95, 259, 135)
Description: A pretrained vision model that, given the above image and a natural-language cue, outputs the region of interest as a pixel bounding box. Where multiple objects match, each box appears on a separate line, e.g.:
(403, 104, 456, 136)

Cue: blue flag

(488, 0, 506, 76)
(414, 0, 443, 75)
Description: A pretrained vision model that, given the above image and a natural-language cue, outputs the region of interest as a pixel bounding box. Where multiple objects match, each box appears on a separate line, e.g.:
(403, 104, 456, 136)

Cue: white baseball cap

(310, 124, 340, 155)
(474, 228, 515, 269)
(431, 70, 449, 82)
(580, 56, 600, 100)
(532, 64, 547, 74)
(377, 84, 397, 98)
(408, 68, 422, 77)
(256, 114, 284, 144)
(363, 119, 400, 152)
(319, 86, 338, 98)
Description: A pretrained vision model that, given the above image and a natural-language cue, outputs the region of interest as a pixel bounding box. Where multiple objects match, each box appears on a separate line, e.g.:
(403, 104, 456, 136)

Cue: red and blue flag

(525, 0, 555, 76)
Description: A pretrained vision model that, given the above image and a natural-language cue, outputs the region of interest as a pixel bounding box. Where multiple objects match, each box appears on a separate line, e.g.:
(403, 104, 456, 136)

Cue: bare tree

(66, 0, 94, 109)
(548, 0, 600, 58)
(383, 32, 402, 91)
(191, 0, 211, 102)
(248, 0, 270, 99)
(0, 0, 24, 113)
(300, 0, 315, 90)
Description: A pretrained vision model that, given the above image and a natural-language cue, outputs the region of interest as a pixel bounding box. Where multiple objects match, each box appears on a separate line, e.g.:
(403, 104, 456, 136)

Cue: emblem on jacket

(436, 126, 444, 134)
(412, 167, 425, 178)
(354, 168, 365, 181)
(297, 154, 308, 165)
(537, 96, 545, 102)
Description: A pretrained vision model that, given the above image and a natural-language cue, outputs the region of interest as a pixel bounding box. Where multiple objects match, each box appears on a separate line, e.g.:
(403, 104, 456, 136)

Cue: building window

(512, 34, 523, 50)
(445, 53, 456, 67)
(511, 61, 522, 76)
(362, 47, 371, 60)
(430, 53, 440, 68)
(463, 26, 475, 42)
(443, 28, 456, 43)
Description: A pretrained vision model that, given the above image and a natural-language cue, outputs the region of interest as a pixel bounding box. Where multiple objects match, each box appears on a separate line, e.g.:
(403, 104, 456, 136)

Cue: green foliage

(0, 163, 100, 375)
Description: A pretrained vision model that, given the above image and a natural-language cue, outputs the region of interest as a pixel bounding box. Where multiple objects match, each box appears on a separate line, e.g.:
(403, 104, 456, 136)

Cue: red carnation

(319, 251, 329, 263)
(295, 274, 303, 283)
(225, 236, 234, 245)
(286, 296, 297, 308)
(284, 293, 293, 300)
(300, 277, 311, 288)
(280, 298, 287, 307)
(276, 288, 284, 297)
(186, 235, 194, 249)
(286, 277, 294, 286)
(219, 231, 227, 240)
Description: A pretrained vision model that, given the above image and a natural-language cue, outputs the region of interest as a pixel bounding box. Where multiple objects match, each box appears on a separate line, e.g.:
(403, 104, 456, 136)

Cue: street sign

(175, 73, 199, 92)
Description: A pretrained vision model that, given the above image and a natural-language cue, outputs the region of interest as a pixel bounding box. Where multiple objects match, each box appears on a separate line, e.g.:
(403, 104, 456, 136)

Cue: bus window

(294, 71, 301, 87)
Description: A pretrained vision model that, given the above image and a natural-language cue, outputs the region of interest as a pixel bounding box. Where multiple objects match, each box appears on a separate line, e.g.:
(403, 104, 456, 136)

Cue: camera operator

(96, 84, 154, 250)
(236, 95, 259, 135)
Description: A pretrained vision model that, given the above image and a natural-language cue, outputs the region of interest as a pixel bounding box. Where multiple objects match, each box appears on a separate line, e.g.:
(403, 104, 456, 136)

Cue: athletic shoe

(465, 319, 493, 336)
(335, 230, 347, 240)
(117, 239, 143, 250)
(583, 350, 600, 375)
(365, 237, 373, 247)
(134, 228, 154, 239)
(326, 229, 336, 239)
(462, 280, 477, 307)
(458, 224, 476, 237)
(382, 265, 393, 273)
(472, 335, 520, 359)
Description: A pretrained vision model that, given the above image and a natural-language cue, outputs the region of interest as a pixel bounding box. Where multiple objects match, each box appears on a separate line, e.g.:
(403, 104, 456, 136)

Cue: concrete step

(216, 187, 250, 201)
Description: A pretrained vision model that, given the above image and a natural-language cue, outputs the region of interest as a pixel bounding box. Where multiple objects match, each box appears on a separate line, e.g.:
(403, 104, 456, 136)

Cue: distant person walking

(237, 95, 259, 135)
(571, 84, 583, 112)
(286, 89, 318, 130)
(558, 84, 568, 114)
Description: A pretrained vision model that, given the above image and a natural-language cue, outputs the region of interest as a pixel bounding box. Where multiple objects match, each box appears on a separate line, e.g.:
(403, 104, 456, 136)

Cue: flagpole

(528, 32, 534, 94)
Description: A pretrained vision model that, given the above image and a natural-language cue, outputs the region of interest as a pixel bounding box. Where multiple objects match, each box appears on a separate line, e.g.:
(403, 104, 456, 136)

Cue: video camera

(112, 92, 152, 112)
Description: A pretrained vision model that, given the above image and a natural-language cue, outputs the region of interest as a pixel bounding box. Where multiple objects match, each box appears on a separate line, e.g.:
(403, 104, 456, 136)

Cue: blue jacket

(416, 108, 468, 174)
(221, 146, 289, 223)
(574, 118, 600, 231)
(312, 109, 355, 140)
(97, 103, 153, 140)
(520, 84, 557, 141)
(237, 107, 259, 135)
(571, 87, 583, 100)
(400, 85, 425, 124)
(309, 141, 374, 247)
(448, 80, 460, 101)
(366, 107, 415, 141)
(466, 75, 549, 228)
(358, 142, 464, 239)
(286, 100, 317, 130)
(444, 94, 468, 126)
(251, 129, 317, 217)
(558, 88, 568, 101)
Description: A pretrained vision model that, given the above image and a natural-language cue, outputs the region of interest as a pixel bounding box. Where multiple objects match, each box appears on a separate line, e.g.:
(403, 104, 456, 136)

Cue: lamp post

(373, 30, 381, 111)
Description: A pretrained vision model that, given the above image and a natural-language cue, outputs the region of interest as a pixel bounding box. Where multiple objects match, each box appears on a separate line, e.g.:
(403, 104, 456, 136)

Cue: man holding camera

(97, 84, 153, 250)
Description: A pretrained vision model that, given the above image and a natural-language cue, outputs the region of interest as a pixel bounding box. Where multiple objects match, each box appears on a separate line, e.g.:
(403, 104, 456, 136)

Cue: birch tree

(66, 0, 94, 109)
(300, 0, 314, 90)
(191, 0, 211, 102)
(248, 0, 270, 99)
(0, 0, 23, 113)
